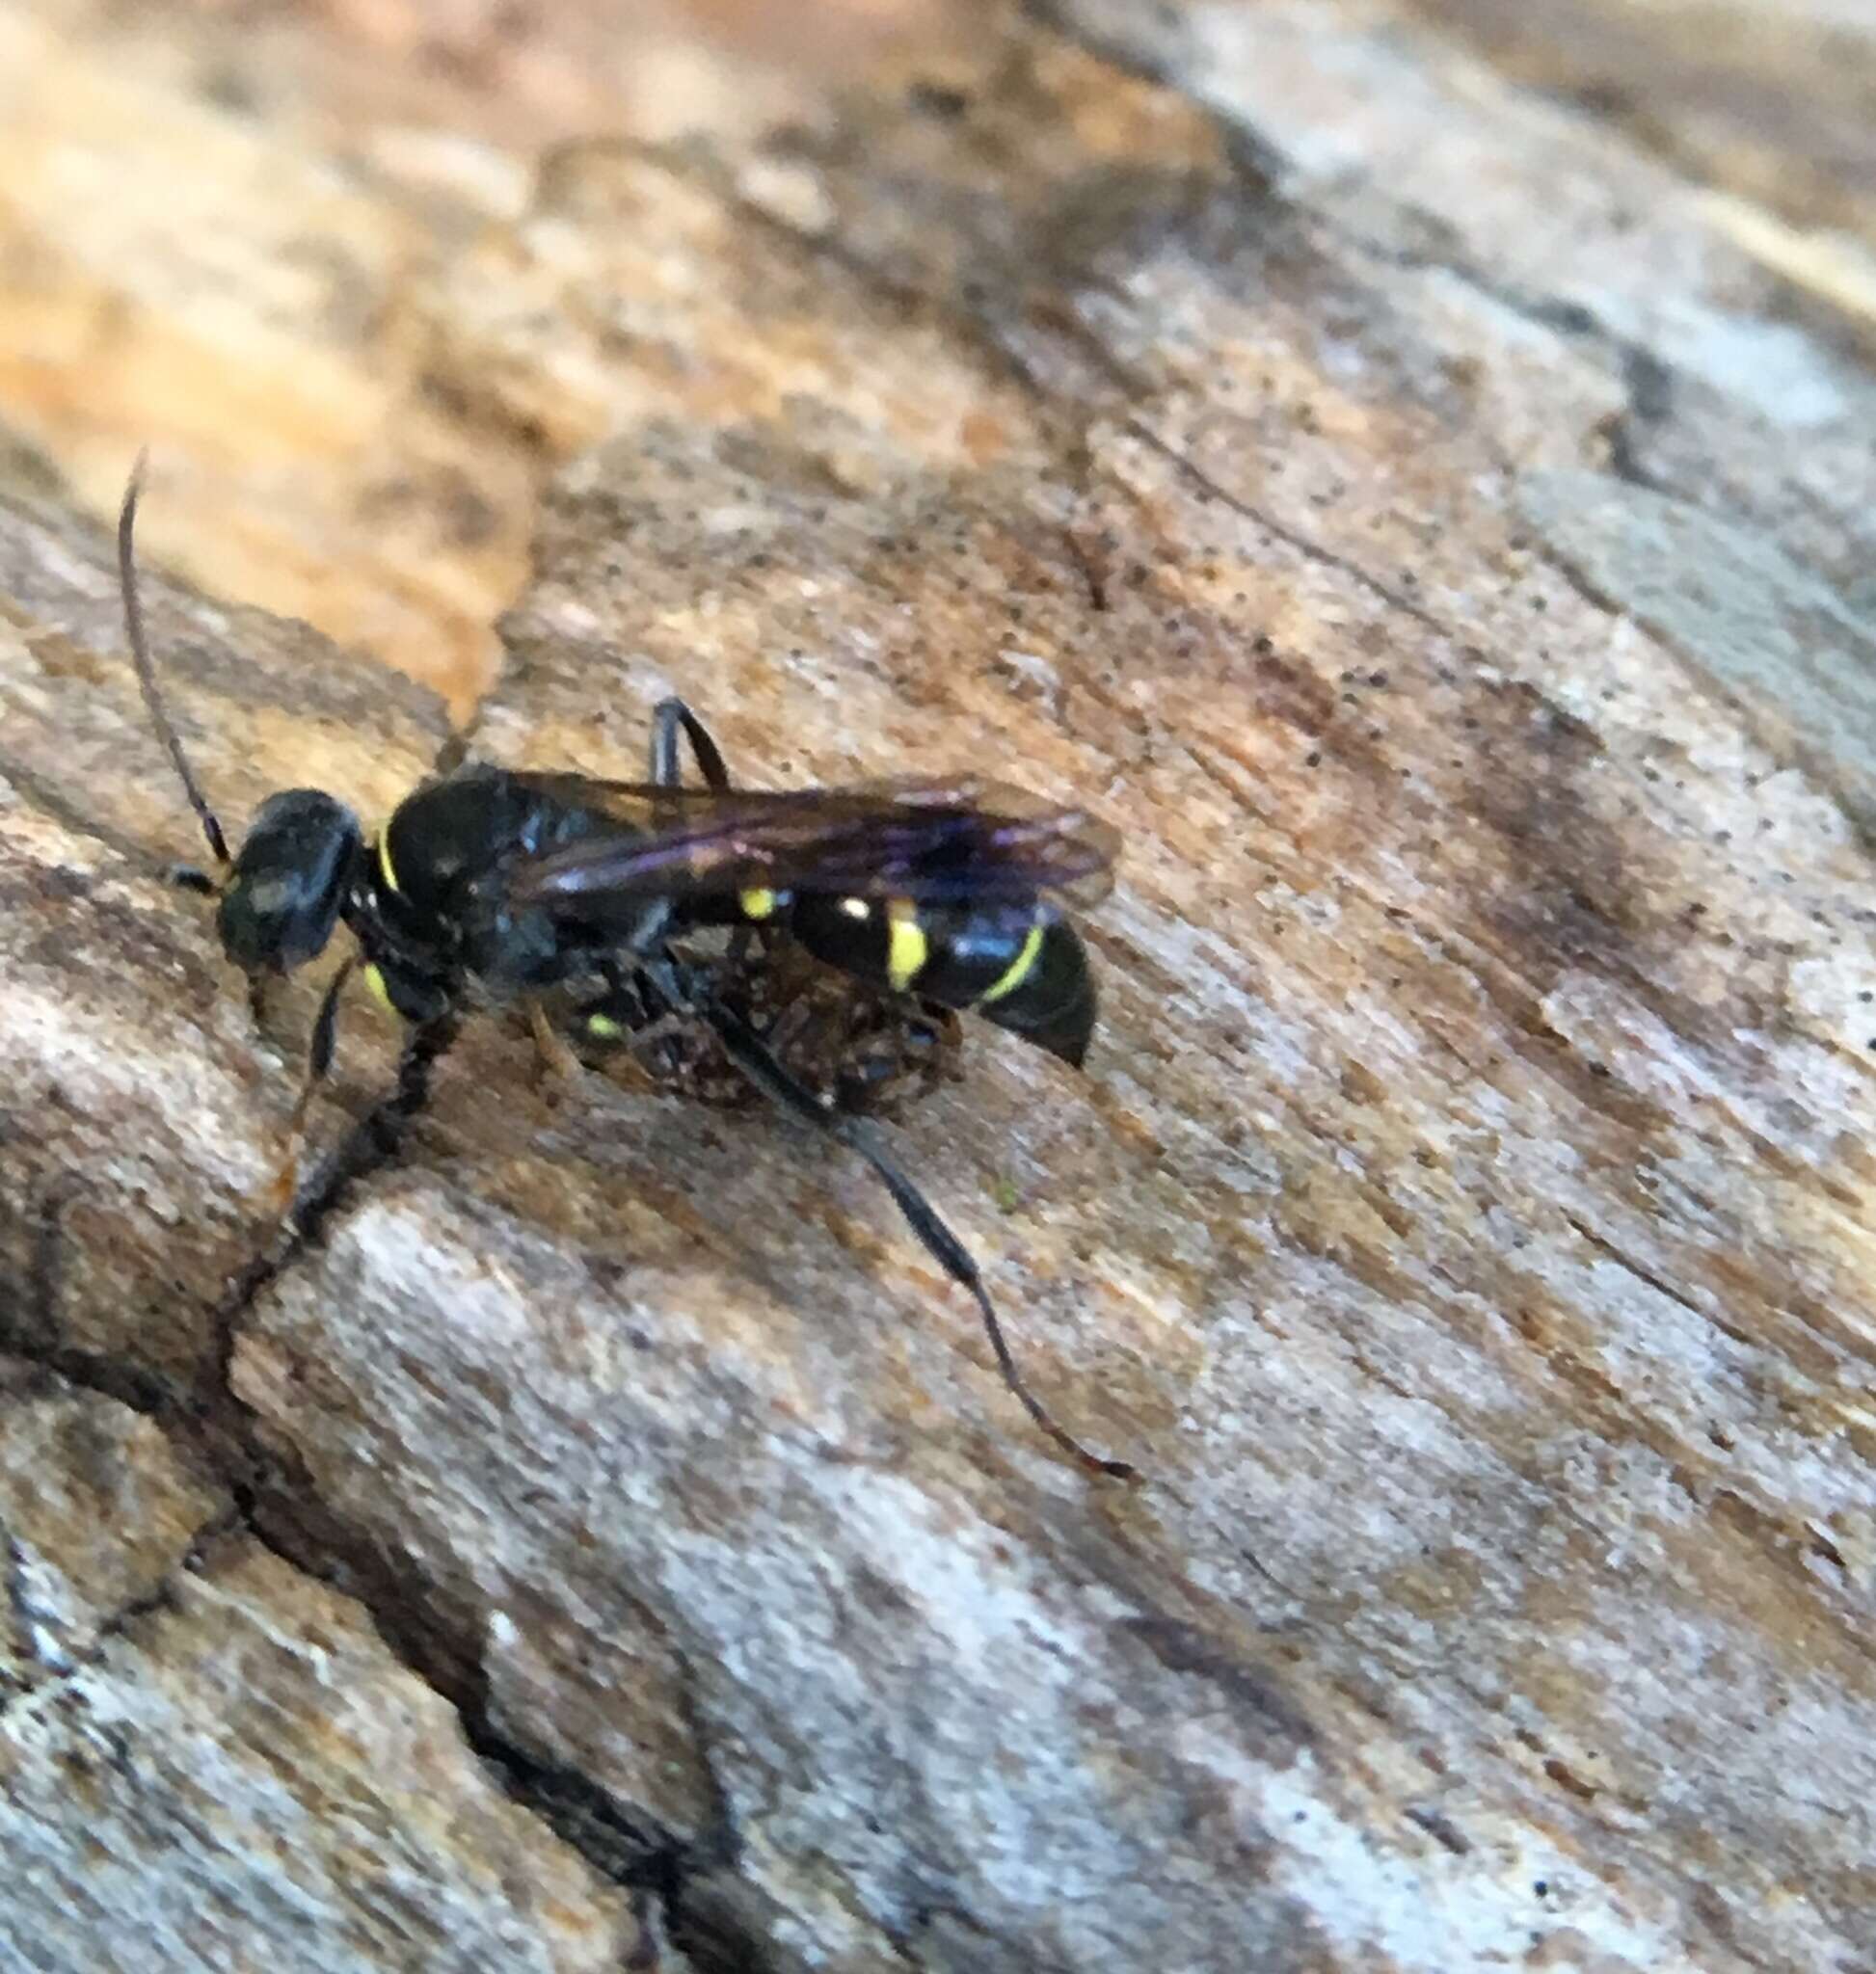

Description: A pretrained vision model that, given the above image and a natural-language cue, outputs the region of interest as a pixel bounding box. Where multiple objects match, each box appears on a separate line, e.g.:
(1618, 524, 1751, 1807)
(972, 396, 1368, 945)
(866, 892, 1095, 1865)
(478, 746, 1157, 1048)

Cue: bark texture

(3, 4, 1876, 1970)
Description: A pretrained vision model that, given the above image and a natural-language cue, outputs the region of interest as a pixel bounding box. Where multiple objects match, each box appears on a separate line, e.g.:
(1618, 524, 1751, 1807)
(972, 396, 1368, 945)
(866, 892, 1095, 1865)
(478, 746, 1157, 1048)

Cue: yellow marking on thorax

(739, 887, 778, 921)
(978, 920, 1045, 1005)
(886, 897, 928, 991)
(376, 826, 399, 895)
(362, 962, 397, 1016)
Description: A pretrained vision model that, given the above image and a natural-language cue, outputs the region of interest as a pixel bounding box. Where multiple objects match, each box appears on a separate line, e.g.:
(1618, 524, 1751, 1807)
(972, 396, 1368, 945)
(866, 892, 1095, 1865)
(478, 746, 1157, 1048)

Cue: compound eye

(217, 789, 362, 974)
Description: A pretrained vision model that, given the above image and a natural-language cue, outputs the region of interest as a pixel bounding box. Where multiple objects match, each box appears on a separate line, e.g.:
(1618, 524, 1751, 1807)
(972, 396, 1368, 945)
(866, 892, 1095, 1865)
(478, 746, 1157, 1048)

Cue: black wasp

(121, 464, 1134, 1479)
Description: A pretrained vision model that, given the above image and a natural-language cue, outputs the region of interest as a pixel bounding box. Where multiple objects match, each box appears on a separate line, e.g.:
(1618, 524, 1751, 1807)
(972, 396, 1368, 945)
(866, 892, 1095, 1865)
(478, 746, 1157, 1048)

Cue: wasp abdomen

(789, 895, 1095, 1066)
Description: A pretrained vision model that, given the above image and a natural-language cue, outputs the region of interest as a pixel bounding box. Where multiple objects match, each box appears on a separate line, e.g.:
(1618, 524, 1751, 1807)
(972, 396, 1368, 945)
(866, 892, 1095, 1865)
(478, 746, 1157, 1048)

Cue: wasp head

(216, 789, 362, 975)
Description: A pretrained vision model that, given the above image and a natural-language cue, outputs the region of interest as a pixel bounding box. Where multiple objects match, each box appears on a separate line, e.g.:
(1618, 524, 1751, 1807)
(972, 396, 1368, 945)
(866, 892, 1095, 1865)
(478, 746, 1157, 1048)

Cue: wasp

(120, 464, 1133, 1479)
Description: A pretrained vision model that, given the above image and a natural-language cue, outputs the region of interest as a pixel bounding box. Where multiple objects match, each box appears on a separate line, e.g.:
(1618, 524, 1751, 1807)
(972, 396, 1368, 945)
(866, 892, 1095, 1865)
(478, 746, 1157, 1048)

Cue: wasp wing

(500, 772, 1118, 909)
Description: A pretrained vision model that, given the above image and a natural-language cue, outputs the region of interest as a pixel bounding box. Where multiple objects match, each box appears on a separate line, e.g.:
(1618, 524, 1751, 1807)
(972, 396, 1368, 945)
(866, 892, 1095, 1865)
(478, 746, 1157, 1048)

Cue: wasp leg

(265, 958, 356, 1214)
(649, 697, 732, 792)
(648, 700, 768, 971)
(702, 997, 1137, 1480)
(216, 1014, 460, 1347)
(283, 1013, 459, 1247)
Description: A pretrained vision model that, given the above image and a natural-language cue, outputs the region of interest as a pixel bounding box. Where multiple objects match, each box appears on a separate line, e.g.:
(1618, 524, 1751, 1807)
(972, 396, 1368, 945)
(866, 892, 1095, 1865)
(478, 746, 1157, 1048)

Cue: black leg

(207, 1014, 461, 1407)
(703, 997, 1136, 1480)
(284, 1014, 459, 1247)
(265, 959, 356, 1207)
(650, 697, 733, 792)
(648, 698, 765, 971)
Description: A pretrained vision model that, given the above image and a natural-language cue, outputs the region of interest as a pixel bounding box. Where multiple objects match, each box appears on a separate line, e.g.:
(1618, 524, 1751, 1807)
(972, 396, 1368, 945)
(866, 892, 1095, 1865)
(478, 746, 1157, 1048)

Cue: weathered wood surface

(0, 0, 954, 708)
(1400, 0, 1876, 248)
(4, 3, 1876, 1969)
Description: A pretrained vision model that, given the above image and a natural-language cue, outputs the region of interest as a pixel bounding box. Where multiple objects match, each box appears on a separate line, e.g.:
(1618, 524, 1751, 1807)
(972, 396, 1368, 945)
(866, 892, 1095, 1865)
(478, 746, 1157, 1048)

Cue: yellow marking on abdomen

(886, 897, 928, 991)
(585, 1011, 626, 1041)
(978, 920, 1045, 1005)
(739, 887, 778, 921)
(362, 963, 396, 1015)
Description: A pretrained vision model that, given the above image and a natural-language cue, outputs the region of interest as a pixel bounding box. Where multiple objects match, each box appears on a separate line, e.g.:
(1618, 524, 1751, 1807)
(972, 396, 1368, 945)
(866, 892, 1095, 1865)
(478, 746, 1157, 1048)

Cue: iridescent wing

(502, 772, 1118, 911)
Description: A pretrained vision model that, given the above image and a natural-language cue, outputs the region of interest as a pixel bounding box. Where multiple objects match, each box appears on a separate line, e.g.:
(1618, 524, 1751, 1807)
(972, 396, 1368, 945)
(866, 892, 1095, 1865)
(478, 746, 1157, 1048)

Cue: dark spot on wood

(1542, 1757, 1599, 1801)
(1117, 1614, 1315, 1759)
(1404, 1804, 1471, 1855)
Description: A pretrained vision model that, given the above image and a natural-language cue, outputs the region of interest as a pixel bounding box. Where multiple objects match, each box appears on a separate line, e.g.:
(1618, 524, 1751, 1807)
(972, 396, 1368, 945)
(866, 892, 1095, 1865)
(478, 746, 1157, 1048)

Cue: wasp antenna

(120, 456, 230, 869)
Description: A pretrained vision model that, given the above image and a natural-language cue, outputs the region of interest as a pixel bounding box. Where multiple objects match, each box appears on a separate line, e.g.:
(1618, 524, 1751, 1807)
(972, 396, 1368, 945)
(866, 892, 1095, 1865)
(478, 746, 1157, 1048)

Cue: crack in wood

(0, 1183, 763, 1964)
(0, 1523, 46, 1686)
(0, 1510, 238, 1729)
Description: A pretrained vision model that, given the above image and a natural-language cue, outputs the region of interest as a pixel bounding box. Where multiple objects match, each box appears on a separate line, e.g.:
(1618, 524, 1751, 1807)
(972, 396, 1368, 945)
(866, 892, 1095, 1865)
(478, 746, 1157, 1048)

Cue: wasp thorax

(216, 788, 362, 974)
